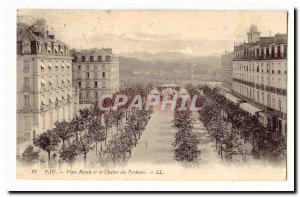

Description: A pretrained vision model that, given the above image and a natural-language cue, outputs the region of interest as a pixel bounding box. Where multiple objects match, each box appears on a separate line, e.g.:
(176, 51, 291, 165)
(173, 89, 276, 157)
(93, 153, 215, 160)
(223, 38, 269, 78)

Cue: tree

(18, 145, 40, 165)
(33, 129, 61, 162)
(70, 115, 86, 141)
(111, 109, 125, 133)
(103, 112, 113, 145)
(54, 120, 73, 147)
(59, 143, 79, 168)
(103, 132, 130, 164)
(89, 116, 105, 156)
(73, 132, 94, 167)
(172, 110, 200, 163)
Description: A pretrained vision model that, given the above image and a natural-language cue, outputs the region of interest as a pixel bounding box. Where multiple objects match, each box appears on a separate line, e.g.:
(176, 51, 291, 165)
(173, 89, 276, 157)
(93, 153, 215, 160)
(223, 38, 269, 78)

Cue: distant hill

(118, 51, 221, 73)
(118, 51, 195, 62)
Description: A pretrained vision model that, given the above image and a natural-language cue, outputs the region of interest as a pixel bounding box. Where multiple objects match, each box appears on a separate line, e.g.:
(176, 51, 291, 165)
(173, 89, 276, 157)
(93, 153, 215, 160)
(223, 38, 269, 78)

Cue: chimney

(34, 18, 48, 38)
(48, 35, 55, 39)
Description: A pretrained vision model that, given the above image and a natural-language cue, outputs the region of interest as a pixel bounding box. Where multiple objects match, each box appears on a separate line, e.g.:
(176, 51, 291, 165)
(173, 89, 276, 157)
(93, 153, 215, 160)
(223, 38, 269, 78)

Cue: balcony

(265, 86, 275, 93)
(233, 53, 287, 61)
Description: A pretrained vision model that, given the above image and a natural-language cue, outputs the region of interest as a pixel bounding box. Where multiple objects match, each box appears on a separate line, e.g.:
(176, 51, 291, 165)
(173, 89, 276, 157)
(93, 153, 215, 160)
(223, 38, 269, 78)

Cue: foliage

(33, 129, 61, 161)
(18, 145, 40, 165)
(172, 110, 200, 163)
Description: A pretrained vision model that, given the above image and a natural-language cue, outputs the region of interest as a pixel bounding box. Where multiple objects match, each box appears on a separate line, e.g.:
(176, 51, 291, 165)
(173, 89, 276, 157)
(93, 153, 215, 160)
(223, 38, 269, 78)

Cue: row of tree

(198, 85, 286, 163)
(172, 110, 201, 163)
(17, 84, 154, 168)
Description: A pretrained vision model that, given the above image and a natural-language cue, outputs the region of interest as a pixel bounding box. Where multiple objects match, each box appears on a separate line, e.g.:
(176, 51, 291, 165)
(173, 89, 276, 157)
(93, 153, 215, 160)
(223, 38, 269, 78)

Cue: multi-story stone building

(230, 25, 287, 135)
(71, 48, 120, 103)
(221, 51, 234, 93)
(17, 19, 79, 149)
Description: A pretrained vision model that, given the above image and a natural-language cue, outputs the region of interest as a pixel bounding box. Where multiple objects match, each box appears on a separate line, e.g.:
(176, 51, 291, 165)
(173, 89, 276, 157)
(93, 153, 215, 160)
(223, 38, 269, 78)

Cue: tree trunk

(62, 139, 65, 148)
(101, 141, 103, 151)
(48, 151, 51, 162)
(84, 153, 87, 167)
(105, 127, 108, 145)
(220, 147, 223, 161)
(252, 132, 255, 152)
(95, 141, 98, 156)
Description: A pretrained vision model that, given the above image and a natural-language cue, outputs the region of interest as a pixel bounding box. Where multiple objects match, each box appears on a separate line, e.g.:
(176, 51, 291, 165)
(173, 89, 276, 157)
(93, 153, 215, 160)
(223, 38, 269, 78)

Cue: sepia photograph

(9, 6, 294, 190)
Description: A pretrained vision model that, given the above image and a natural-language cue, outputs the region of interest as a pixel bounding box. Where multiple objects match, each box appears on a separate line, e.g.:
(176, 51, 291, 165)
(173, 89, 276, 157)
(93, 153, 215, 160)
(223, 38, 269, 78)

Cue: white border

(0, 0, 296, 192)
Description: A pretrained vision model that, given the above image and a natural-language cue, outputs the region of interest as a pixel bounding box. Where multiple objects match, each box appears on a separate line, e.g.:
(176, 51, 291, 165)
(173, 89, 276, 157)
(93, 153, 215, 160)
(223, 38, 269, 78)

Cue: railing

(233, 78, 286, 96)
(233, 53, 287, 61)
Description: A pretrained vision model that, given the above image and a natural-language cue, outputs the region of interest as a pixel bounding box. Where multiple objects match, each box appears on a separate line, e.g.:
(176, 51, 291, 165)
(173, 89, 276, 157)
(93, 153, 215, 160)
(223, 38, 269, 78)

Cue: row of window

(19, 40, 70, 56)
(233, 84, 285, 112)
(73, 55, 112, 62)
(234, 44, 287, 60)
(23, 92, 73, 107)
(78, 81, 104, 88)
(79, 91, 99, 99)
(23, 59, 72, 73)
(233, 73, 286, 89)
(235, 62, 287, 74)
(76, 71, 118, 79)
(77, 64, 118, 71)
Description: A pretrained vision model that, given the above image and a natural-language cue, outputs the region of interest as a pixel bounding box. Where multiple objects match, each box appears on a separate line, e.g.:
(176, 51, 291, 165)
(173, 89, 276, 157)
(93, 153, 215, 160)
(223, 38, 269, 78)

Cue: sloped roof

(17, 23, 68, 46)
(75, 48, 113, 56)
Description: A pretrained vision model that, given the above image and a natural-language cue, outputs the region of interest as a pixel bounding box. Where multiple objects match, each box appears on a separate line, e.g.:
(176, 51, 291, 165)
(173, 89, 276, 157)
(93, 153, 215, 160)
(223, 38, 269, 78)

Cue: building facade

(71, 49, 120, 103)
(230, 25, 287, 135)
(17, 19, 79, 147)
(221, 51, 234, 93)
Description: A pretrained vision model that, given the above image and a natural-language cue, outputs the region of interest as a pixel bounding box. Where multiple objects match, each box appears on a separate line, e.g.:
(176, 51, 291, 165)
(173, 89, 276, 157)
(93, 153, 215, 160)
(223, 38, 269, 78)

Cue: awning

(240, 103, 262, 116)
(67, 63, 70, 68)
(67, 77, 71, 82)
(40, 96, 47, 105)
(48, 63, 53, 68)
(61, 63, 65, 68)
(258, 111, 275, 119)
(225, 93, 242, 104)
(49, 95, 54, 104)
(61, 78, 65, 83)
(48, 78, 53, 85)
(41, 78, 46, 86)
(55, 62, 59, 68)
(40, 63, 45, 69)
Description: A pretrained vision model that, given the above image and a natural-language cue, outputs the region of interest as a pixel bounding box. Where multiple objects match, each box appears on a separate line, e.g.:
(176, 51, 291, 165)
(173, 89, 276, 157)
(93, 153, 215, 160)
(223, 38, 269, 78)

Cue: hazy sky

(17, 10, 287, 56)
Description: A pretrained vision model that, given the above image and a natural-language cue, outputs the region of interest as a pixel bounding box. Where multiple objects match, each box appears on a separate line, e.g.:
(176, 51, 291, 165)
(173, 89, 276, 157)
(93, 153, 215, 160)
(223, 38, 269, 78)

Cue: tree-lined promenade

(197, 85, 286, 163)
(17, 83, 286, 168)
(17, 84, 153, 168)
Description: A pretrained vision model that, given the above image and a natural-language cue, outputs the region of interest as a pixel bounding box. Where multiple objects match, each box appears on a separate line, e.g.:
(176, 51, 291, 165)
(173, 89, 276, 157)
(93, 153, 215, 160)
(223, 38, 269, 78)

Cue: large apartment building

(17, 19, 79, 148)
(221, 25, 287, 136)
(221, 51, 234, 92)
(71, 48, 120, 103)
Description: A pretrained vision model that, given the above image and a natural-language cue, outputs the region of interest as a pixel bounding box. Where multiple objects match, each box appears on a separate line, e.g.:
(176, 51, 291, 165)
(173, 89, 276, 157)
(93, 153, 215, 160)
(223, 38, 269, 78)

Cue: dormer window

(105, 55, 111, 62)
(98, 56, 102, 62)
(90, 56, 94, 62)
(82, 56, 86, 62)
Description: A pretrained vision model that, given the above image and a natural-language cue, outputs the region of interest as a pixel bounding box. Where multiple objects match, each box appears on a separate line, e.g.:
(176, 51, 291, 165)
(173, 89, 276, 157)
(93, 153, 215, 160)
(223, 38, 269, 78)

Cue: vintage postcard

(15, 9, 290, 182)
